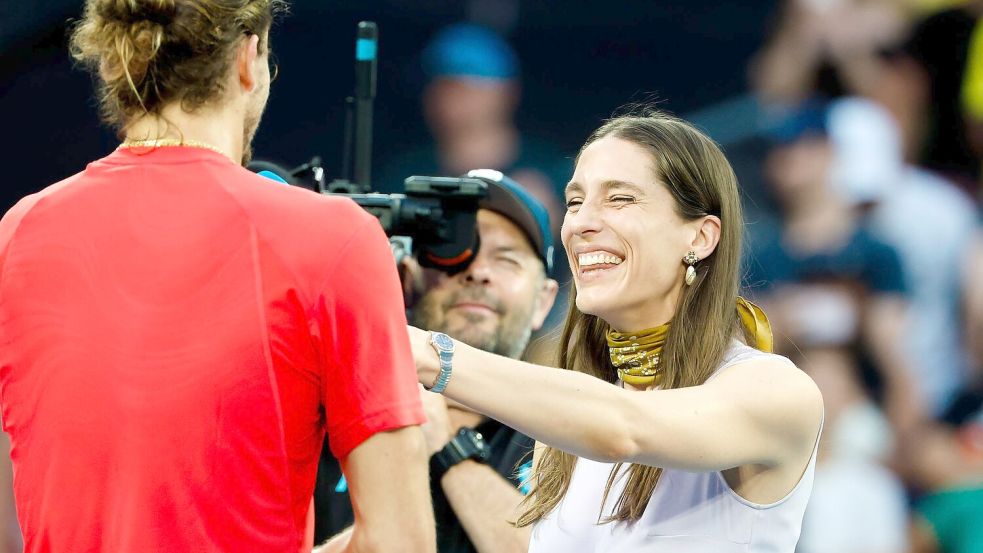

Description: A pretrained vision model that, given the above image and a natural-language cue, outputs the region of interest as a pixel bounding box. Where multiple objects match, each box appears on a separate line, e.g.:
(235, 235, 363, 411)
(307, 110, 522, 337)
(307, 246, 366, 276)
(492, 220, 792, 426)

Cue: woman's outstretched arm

(411, 326, 823, 472)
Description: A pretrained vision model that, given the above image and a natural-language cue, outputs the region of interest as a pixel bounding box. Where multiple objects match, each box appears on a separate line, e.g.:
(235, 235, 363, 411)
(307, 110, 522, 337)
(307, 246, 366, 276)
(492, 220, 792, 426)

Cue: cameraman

(315, 175, 560, 552)
(0, 1, 434, 552)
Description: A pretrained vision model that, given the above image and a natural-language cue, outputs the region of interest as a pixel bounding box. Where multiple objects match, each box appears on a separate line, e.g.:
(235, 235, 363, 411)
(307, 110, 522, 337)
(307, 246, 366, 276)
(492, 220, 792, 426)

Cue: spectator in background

(748, 100, 925, 553)
(965, 236, 983, 380)
(749, 0, 908, 106)
(795, 348, 910, 553)
(906, 392, 983, 553)
(373, 23, 572, 355)
(898, 2, 983, 190)
(751, 0, 983, 192)
(375, 23, 569, 232)
(746, 100, 924, 435)
(732, 0, 911, 231)
(826, 97, 978, 417)
(750, 0, 982, 413)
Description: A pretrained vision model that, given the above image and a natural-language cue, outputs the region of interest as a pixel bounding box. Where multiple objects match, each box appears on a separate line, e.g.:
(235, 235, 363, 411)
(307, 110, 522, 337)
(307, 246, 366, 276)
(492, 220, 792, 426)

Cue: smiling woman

(408, 109, 823, 553)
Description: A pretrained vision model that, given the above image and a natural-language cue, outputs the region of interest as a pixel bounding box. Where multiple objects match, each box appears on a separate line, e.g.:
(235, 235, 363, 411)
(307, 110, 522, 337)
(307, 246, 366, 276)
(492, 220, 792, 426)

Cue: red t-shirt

(0, 146, 424, 552)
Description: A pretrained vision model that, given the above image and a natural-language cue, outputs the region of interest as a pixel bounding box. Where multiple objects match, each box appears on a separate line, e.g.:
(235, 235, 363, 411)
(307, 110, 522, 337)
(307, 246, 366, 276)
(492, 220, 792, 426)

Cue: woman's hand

(407, 325, 441, 389)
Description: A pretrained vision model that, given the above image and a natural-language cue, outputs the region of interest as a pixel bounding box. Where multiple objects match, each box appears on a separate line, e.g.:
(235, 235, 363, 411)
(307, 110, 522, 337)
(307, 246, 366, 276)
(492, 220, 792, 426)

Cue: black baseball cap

(466, 169, 555, 275)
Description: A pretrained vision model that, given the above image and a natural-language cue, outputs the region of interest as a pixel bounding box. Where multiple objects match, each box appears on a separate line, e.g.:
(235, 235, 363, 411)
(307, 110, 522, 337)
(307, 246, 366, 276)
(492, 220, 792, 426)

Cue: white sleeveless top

(529, 342, 822, 553)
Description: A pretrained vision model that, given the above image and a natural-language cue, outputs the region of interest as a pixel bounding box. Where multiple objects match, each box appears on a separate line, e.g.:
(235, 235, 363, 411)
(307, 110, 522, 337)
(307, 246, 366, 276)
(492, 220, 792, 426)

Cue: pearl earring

(683, 251, 699, 286)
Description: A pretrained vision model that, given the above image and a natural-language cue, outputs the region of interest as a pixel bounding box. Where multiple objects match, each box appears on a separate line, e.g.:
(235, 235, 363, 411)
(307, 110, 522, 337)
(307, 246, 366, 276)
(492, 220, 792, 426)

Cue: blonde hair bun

(70, 0, 286, 134)
(95, 0, 178, 26)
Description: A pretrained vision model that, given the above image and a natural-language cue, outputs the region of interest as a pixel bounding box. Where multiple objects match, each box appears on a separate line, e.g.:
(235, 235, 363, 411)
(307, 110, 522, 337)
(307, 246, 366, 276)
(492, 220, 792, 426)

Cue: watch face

(473, 433, 487, 452)
(457, 428, 491, 461)
(431, 332, 455, 351)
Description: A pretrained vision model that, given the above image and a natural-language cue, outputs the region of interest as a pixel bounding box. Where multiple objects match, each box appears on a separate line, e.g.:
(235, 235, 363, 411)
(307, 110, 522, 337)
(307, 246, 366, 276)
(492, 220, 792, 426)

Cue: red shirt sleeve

(0, 195, 39, 279)
(0, 195, 43, 433)
(312, 208, 425, 460)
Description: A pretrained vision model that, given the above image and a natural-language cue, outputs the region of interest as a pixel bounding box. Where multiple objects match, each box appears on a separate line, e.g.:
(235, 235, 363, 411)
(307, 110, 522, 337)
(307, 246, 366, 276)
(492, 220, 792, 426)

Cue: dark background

(0, 0, 775, 212)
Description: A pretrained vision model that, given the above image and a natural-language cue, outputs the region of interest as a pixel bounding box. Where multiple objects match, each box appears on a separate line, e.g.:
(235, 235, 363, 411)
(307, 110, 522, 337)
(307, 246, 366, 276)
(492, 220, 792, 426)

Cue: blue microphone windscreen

(257, 170, 288, 184)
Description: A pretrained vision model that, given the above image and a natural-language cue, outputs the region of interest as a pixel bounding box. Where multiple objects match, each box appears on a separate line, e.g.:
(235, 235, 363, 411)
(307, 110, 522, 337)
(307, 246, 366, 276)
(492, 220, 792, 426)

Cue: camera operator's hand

(398, 257, 448, 310)
(398, 257, 425, 309)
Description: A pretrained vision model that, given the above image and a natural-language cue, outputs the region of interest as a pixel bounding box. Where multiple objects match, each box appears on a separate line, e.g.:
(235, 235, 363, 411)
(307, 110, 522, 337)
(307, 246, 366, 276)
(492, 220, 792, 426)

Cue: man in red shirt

(0, 1, 434, 552)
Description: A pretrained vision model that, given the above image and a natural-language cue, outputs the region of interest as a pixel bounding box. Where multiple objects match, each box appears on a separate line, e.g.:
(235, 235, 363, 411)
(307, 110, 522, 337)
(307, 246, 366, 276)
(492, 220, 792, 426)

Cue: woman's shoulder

(716, 340, 793, 373)
(715, 340, 809, 385)
(711, 341, 823, 427)
(703, 343, 824, 460)
(717, 339, 820, 400)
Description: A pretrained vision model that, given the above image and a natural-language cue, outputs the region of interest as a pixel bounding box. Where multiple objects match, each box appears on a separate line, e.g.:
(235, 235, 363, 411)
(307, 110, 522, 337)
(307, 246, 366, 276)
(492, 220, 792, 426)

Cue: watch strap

(425, 332, 454, 394)
(429, 350, 453, 393)
(430, 427, 489, 481)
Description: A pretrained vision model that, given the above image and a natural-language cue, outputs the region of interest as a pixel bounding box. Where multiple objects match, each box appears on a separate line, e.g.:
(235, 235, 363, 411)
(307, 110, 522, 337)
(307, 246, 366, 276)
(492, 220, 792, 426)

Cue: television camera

(249, 21, 497, 274)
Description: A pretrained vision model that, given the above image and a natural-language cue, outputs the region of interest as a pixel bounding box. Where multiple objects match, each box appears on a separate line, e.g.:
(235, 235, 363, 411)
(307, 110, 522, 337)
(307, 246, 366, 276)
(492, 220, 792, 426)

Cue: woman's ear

(689, 215, 721, 261)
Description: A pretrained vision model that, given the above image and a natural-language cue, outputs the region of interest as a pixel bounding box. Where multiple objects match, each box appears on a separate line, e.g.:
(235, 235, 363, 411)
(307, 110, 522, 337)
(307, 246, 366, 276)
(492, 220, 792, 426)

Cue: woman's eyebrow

(566, 180, 646, 195)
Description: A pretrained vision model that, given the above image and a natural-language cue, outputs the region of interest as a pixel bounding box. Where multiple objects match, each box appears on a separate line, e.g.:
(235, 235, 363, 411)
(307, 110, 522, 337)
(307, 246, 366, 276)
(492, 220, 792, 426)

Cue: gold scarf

(607, 296, 773, 387)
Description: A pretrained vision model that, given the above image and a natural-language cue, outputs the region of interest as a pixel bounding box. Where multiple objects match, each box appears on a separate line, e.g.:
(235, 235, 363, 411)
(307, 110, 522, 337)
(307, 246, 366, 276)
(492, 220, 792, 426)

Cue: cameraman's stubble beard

(411, 287, 534, 360)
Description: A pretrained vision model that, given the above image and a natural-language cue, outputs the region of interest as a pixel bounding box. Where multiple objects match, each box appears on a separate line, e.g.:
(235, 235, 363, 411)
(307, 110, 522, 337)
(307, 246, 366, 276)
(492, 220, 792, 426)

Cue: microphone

(355, 22, 377, 102)
(352, 21, 377, 190)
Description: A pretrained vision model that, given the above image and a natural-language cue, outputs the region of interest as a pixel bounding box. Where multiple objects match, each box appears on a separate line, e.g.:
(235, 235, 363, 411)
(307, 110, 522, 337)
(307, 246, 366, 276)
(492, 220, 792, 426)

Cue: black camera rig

(249, 21, 486, 274)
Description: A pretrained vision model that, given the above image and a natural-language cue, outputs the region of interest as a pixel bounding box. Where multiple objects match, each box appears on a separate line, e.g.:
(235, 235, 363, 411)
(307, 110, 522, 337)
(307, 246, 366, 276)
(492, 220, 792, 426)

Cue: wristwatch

(430, 427, 491, 481)
(425, 331, 455, 393)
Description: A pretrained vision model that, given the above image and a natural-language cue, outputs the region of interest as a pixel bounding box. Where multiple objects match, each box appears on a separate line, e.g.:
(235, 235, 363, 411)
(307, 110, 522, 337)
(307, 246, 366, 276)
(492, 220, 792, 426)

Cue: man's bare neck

(124, 103, 244, 165)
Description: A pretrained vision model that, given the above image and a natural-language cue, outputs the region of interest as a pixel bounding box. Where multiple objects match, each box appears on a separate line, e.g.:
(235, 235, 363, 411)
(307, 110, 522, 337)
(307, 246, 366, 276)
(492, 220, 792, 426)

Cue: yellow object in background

(962, 18, 983, 120)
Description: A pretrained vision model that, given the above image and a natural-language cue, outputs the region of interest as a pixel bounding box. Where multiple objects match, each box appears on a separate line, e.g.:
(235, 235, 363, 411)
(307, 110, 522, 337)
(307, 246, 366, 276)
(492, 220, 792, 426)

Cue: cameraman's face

(411, 209, 555, 359)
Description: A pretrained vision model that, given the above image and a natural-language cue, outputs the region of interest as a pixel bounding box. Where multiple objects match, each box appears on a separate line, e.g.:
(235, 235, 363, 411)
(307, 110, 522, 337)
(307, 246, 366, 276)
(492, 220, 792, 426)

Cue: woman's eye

(610, 195, 636, 203)
(565, 198, 583, 209)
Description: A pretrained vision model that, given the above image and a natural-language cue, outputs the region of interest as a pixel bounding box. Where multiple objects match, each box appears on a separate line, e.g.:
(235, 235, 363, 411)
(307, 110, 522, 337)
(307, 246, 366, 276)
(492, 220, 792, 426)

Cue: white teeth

(578, 253, 624, 267)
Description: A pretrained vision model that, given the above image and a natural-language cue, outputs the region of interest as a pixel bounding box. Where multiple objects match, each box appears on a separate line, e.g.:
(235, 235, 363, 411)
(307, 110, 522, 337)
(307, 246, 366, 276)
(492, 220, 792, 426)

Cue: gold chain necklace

(118, 138, 234, 163)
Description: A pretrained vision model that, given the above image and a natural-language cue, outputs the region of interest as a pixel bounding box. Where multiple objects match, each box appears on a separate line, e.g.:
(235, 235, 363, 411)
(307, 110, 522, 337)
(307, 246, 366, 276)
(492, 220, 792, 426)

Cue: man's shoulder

(0, 171, 85, 251)
(209, 168, 390, 299)
(224, 172, 380, 251)
(230, 171, 372, 226)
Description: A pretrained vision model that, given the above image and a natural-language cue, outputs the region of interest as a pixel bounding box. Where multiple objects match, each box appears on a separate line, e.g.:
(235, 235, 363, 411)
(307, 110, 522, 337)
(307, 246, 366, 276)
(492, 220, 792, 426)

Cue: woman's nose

(563, 200, 603, 238)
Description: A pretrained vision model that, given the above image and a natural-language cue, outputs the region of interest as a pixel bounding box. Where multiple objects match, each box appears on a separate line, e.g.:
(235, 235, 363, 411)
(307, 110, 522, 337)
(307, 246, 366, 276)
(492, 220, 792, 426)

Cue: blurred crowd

(4, 1, 983, 551)
(746, 1, 983, 551)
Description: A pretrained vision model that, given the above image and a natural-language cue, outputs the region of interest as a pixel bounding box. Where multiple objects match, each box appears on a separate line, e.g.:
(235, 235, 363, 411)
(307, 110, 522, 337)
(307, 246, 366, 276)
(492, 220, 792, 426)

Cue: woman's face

(561, 136, 695, 332)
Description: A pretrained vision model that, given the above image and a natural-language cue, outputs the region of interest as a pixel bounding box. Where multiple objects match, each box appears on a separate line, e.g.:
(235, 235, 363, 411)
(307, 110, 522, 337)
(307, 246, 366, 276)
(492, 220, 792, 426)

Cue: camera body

(330, 175, 487, 274)
(249, 159, 488, 274)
